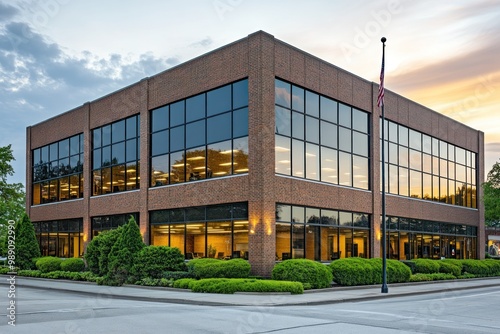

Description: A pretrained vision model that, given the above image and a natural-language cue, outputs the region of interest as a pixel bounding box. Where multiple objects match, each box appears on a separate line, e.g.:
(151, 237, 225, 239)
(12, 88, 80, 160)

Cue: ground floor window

(383, 216, 477, 260)
(91, 213, 139, 238)
(276, 204, 370, 261)
(33, 219, 83, 258)
(150, 202, 248, 260)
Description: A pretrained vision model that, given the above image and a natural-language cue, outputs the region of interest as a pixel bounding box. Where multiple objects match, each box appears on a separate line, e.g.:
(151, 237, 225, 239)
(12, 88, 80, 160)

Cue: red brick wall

(26, 31, 486, 277)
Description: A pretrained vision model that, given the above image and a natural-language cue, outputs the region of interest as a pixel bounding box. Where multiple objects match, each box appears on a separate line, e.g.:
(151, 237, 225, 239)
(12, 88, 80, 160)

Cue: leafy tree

(105, 216, 144, 285)
(10, 214, 41, 269)
(484, 160, 500, 227)
(0, 145, 25, 256)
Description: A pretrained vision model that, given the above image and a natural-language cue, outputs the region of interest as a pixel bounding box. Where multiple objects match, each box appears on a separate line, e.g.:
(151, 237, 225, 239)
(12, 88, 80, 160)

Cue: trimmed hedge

(410, 273, 456, 282)
(462, 259, 491, 276)
(330, 258, 411, 286)
(413, 259, 440, 274)
(272, 259, 333, 289)
(135, 278, 172, 287)
(36, 257, 63, 273)
(61, 258, 85, 272)
(132, 246, 186, 279)
(173, 278, 197, 289)
(187, 258, 251, 279)
(438, 261, 461, 277)
(189, 278, 304, 294)
(371, 258, 412, 283)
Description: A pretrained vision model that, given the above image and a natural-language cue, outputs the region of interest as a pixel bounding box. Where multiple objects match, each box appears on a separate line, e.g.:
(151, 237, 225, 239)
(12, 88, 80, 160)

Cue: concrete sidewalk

(2, 275, 500, 306)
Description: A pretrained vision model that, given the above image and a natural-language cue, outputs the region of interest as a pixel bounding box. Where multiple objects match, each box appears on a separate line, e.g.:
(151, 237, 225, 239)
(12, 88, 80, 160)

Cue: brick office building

(26, 31, 484, 276)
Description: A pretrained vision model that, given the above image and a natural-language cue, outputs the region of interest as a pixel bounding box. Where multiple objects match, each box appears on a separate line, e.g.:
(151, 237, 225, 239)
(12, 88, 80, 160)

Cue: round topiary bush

(187, 258, 251, 279)
(272, 259, 333, 289)
(369, 258, 412, 283)
(330, 258, 377, 286)
(36, 257, 63, 273)
(413, 259, 440, 274)
(61, 258, 85, 272)
(132, 246, 187, 279)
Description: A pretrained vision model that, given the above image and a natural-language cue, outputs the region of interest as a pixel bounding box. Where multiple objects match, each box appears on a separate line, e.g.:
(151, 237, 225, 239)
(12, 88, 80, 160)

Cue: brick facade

(26, 31, 485, 276)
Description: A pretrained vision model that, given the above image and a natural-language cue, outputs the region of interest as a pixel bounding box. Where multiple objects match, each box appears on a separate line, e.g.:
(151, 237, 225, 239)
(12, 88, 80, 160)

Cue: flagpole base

(381, 284, 389, 293)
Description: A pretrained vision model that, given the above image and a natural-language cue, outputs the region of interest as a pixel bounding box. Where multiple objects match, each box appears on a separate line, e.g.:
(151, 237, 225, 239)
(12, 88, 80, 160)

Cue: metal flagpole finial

(381, 37, 386, 43)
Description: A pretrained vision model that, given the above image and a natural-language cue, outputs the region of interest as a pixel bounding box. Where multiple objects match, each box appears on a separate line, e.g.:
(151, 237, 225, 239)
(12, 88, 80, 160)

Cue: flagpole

(380, 37, 389, 294)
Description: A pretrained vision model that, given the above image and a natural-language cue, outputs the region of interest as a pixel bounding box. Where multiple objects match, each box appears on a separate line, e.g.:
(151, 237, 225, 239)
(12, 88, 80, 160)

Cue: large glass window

(91, 213, 139, 238)
(33, 219, 83, 258)
(275, 79, 370, 190)
(150, 203, 248, 260)
(383, 215, 477, 260)
(92, 115, 140, 195)
(32, 133, 84, 205)
(151, 79, 248, 187)
(381, 118, 477, 208)
(276, 204, 370, 262)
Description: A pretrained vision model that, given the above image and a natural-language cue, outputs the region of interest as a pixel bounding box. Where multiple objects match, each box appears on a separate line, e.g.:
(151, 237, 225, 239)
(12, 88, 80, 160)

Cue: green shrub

(458, 273, 476, 279)
(441, 259, 463, 274)
(135, 278, 172, 287)
(0, 267, 10, 274)
(401, 260, 416, 274)
(61, 258, 85, 272)
(438, 261, 461, 277)
(484, 259, 500, 275)
(173, 278, 197, 289)
(40, 270, 79, 280)
(106, 216, 145, 285)
(409, 273, 456, 282)
(97, 227, 123, 276)
(11, 214, 41, 270)
(187, 258, 251, 279)
(272, 259, 332, 289)
(132, 246, 186, 279)
(462, 260, 490, 276)
(330, 258, 410, 286)
(73, 271, 99, 282)
(36, 257, 63, 273)
(413, 259, 440, 274)
(330, 258, 376, 286)
(84, 236, 101, 274)
(17, 269, 42, 277)
(189, 278, 303, 294)
(163, 271, 192, 280)
(369, 258, 412, 283)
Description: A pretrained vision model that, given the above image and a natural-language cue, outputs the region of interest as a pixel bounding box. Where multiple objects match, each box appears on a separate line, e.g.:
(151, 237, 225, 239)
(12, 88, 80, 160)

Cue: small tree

(0, 144, 25, 256)
(97, 227, 122, 276)
(484, 160, 500, 227)
(105, 216, 144, 285)
(13, 214, 41, 269)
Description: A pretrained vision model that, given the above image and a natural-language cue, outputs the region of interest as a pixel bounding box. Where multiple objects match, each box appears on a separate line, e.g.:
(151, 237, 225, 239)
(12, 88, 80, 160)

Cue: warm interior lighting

(234, 168, 249, 172)
(153, 170, 161, 174)
(219, 162, 232, 166)
(278, 160, 290, 164)
(187, 156, 205, 161)
(172, 163, 184, 167)
(213, 171, 227, 175)
(275, 146, 290, 152)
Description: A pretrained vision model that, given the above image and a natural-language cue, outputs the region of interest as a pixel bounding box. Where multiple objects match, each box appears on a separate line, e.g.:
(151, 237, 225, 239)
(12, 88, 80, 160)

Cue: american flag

(377, 50, 385, 108)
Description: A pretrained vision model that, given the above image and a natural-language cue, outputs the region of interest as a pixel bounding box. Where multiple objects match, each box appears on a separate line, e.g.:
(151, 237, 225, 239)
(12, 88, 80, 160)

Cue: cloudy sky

(1, 0, 499, 187)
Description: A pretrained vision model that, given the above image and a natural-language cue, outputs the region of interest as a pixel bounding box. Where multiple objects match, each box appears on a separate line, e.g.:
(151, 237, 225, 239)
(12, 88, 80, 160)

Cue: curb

(1, 275, 499, 307)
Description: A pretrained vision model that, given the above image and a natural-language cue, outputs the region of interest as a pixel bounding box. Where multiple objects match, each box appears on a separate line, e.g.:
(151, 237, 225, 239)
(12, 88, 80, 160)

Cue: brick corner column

(247, 31, 276, 277)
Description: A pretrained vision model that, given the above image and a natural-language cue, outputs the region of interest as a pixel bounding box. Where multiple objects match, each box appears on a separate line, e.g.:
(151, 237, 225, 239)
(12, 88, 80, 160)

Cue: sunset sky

(1, 0, 499, 186)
